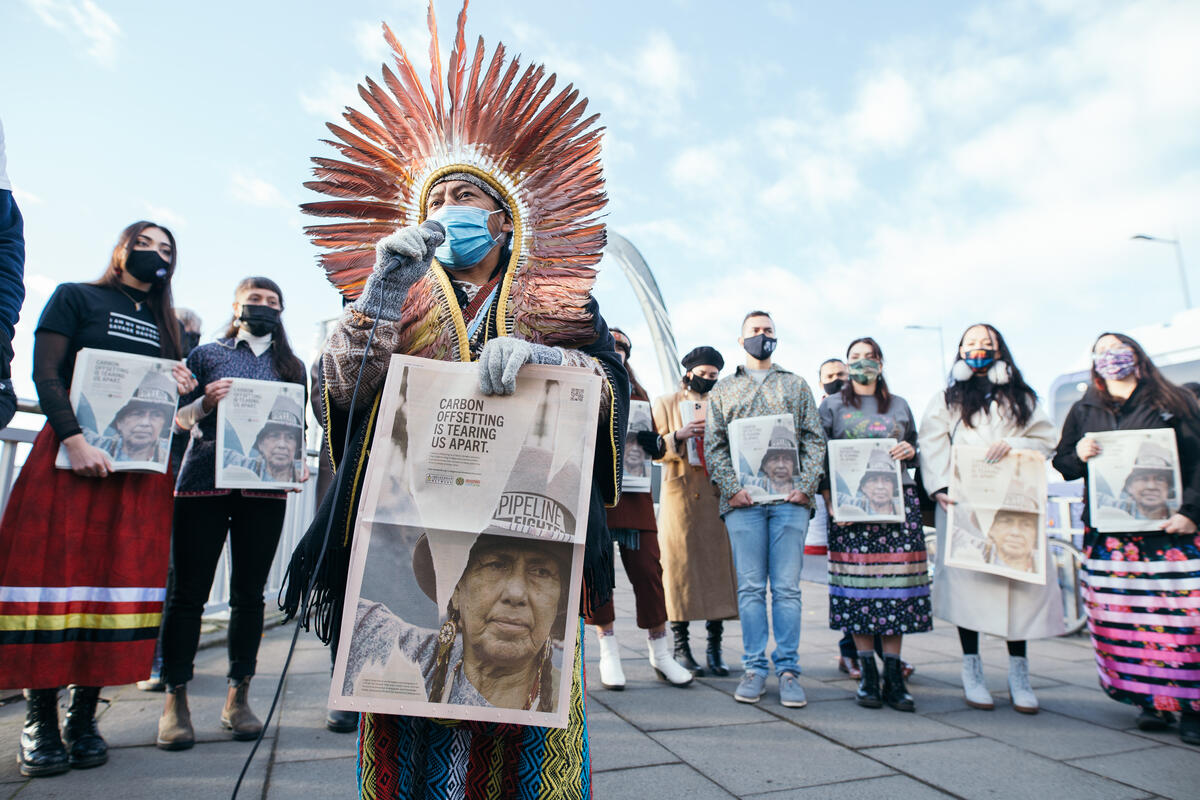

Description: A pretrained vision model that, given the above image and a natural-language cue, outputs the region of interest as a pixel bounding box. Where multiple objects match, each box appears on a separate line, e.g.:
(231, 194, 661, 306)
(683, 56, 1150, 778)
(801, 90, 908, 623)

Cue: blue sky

(3, 0, 1199, 424)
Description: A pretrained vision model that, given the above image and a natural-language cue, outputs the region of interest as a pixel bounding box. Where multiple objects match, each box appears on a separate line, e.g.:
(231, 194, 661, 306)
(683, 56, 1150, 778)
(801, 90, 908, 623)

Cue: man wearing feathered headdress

(280, 4, 627, 797)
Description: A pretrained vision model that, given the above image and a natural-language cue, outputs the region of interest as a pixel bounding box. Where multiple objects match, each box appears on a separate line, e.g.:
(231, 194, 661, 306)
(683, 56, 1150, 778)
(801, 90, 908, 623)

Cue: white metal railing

(0, 399, 320, 618)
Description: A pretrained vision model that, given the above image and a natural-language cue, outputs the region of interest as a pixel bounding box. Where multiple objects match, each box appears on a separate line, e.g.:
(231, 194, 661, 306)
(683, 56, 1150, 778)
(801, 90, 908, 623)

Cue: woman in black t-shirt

(0, 221, 196, 778)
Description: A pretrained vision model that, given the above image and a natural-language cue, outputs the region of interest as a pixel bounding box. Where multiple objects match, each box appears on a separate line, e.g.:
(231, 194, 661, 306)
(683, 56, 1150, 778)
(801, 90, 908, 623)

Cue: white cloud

(846, 71, 924, 152)
(11, 185, 42, 205)
(24, 273, 58, 298)
(25, 0, 121, 66)
(143, 204, 186, 231)
(299, 69, 363, 120)
(229, 172, 289, 210)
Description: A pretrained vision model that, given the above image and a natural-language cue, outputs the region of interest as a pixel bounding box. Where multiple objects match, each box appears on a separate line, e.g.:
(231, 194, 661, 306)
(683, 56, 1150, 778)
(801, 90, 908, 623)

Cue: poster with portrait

(54, 348, 179, 473)
(828, 439, 903, 523)
(945, 446, 1048, 584)
(622, 400, 654, 493)
(332, 355, 600, 729)
(729, 414, 801, 504)
(1087, 429, 1181, 532)
(679, 399, 706, 467)
(215, 379, 307, 490)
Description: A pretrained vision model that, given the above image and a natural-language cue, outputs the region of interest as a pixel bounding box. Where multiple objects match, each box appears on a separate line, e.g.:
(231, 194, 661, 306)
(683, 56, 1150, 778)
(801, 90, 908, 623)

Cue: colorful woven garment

(827, 487, 933, 635)
(1083, 531, 1200, 713)
(358, 622, 590, 800)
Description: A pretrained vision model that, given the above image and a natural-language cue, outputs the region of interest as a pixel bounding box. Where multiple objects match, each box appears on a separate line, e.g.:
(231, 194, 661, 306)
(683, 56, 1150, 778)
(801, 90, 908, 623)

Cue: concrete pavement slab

(1038, 684, 1147, 730)
(266, 754, 357, 799)
(741, 774, 957, 799)
(929, 707, 1160, 761)
(868, 736, 1151, 800)
(1068, 743, 1200, 800)
(592, 763, 734, 798)
(587, 710, 679, 773)
(796, 698, 976, 749)
(588, 663, 776, 731)
(651, 720, 894, 795)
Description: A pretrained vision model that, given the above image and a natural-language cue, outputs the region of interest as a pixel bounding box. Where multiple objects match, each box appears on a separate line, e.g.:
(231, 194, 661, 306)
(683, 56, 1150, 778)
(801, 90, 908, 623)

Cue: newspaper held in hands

(622, 400, 653, 493)
(332, 355, 600, 729)
(215, 379, 306, 490)
(679, 399, 706, 467)
(1086, 429, 1182, 532)
(729, 414, 801, 504)
(945, 445, 1048, 584)
(828, 439, 903, 523)
(54, 348, 179, 474)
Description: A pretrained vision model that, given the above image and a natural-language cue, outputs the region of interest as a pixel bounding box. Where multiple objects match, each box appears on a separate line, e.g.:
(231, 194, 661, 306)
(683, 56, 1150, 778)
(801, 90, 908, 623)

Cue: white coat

(918, 391, 1065, 640)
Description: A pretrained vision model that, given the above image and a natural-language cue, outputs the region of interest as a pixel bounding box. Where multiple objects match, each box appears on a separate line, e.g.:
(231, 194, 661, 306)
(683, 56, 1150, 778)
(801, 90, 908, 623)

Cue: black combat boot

(18, 688, 70, 777)
(882, 655, 916, 712)
(856, 655, 883, 709)
(62, 685, 108, 768)
(705, 620, 730, 677)
(671, 621, 704, 676)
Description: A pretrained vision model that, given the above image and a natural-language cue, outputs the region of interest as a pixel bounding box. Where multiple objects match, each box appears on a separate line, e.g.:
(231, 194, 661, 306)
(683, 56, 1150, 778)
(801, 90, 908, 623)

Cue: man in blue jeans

(705, 311, 826, 707)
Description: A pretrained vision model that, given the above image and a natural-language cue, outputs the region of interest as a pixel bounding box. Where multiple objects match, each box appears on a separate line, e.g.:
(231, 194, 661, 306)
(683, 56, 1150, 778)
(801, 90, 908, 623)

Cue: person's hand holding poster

(54, 348, 179, 473)
(828, 439, 903, 523)
(729, 414, 801, 504)
(332, 355, 600, 729)
(945, 446, 1047, 584)
(215, 379, 307, 489)
(1086, 429, 1181, 532)
(623, 400, 653, 493)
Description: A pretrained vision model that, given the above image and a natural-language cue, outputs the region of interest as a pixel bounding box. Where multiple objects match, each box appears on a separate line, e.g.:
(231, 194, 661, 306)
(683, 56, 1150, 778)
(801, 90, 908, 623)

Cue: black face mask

(239, 304, 280, 336)
(822, 378, 845, 397)
(125, 249, 170, 284)
(743, 333, 777, 361)
(687, 374, 717, 395)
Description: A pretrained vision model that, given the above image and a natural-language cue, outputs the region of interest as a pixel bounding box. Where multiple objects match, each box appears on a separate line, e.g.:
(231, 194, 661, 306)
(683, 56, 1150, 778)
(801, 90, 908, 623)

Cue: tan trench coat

(651, 388, 739, 622)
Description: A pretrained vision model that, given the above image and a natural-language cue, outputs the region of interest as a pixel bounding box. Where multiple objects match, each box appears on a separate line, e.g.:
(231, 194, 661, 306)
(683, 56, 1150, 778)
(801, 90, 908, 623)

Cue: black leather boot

(671, 621, 704, 676)
(19, 688, 70, 777)
(62, 685, 108, 768)
(705, 620, 729, 677)
(856, 656, 883, 708)
(882, 656, 915, 712)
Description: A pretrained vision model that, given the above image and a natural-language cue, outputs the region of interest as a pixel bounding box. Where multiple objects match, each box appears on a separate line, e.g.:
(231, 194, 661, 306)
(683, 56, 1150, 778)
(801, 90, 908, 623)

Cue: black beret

(681, 346, 724, 371)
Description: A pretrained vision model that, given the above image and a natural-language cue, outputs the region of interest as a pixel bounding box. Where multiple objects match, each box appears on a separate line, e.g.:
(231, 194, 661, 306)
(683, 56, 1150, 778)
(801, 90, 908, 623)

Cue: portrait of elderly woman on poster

(344, 531, 570, 712)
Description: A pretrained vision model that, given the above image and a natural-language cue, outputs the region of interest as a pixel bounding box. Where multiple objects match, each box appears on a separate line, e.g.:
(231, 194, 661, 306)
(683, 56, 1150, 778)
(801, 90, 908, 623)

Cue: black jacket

(1053, 384, 1200, 526)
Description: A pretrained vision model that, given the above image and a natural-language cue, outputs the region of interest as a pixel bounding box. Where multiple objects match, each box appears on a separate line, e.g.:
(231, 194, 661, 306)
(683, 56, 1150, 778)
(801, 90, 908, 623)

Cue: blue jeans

(723, 502, 808, 676)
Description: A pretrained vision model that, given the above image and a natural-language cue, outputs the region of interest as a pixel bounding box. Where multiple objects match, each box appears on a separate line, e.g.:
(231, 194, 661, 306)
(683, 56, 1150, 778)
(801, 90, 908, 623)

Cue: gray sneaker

(734, 671, 766, 704)
(779, 671, 807, 708)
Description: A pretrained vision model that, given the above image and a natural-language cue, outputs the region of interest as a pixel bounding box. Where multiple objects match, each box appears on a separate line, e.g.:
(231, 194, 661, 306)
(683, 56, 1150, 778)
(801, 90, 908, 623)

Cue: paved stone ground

(3, 561, 1198, 799)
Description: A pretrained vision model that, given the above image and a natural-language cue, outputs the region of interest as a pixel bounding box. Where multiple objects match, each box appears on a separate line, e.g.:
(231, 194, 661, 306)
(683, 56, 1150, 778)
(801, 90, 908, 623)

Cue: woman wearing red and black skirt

(0, 221, 195, 777)
(1054, 332, 1200, 746)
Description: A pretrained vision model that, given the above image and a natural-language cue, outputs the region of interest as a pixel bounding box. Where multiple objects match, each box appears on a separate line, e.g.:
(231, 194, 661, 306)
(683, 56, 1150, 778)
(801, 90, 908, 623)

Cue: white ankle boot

(596, 634, 625, 690)
(1008, 656, 1038, 714)
(648, 634, 694, 687)
(961, 654, 994, 709)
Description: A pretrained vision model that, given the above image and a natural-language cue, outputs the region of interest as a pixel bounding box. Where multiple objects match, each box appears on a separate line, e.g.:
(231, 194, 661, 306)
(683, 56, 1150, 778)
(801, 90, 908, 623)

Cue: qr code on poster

(570, 388, 584, 402)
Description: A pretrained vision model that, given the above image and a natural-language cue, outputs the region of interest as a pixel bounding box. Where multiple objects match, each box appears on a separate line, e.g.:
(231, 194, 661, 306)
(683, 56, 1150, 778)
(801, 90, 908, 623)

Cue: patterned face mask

(1093, 348, 1137, 380)
(963, 348, 996, 373)
(847, 358, 881, 384)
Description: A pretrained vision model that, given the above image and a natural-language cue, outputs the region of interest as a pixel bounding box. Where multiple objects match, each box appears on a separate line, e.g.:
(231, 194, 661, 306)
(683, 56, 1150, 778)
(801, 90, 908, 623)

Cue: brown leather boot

(220, 678, 262, 741)
(156, 685, 195, 751)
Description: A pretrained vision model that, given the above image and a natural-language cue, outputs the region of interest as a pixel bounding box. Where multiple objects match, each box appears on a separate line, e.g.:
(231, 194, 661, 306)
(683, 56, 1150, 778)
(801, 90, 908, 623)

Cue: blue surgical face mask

(429, 205, 504, 270)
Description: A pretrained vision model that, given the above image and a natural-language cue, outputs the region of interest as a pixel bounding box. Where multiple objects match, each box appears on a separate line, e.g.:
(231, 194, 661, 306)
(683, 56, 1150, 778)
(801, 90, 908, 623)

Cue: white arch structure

(603, 231, 681, 390)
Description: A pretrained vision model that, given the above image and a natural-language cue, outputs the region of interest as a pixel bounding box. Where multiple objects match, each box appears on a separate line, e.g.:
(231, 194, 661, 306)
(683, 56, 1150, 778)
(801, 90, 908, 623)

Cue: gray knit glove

(477, 338, 563, 395)
(353, 225, 440, 320)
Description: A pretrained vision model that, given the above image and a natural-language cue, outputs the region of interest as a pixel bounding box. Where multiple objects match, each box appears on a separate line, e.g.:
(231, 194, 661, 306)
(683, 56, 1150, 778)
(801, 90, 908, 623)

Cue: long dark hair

(841, 336, 891, 413)
(945, 323, 1037, 429)
(92, 220, 183, 359)
(222, 277, 306, 384)
(1092, 332, 1197, 419)
(611, 327, 649, 400)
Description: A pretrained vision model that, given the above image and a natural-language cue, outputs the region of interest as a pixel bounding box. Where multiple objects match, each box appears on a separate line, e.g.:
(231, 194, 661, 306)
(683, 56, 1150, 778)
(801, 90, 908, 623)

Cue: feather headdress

(302, 1, 607, 360)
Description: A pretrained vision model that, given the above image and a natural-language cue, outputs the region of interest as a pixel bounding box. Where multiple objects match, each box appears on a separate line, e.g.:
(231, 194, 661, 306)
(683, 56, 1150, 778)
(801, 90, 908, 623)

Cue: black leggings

(161, 493, 286, 685)
(958, 627, 1026, 658)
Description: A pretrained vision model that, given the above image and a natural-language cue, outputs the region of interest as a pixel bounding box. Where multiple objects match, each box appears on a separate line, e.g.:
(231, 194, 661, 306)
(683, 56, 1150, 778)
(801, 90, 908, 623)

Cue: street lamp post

(1132, 234, 1191, 310)
(905, 324, 947, 379)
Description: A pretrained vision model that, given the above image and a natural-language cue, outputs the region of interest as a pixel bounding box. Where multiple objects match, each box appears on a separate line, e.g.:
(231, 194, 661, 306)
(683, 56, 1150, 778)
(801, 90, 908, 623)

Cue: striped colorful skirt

(828, 487, 932, 636)
(0, 424, 173, 689)
(358, 621, 590, 799)
(1082, 531, 1200, 713)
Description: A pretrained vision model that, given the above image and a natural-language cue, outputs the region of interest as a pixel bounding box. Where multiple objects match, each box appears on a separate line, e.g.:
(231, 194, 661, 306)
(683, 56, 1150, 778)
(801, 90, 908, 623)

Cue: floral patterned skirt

(1083, 531, 1200, 713)
(828, 487, 932, 636)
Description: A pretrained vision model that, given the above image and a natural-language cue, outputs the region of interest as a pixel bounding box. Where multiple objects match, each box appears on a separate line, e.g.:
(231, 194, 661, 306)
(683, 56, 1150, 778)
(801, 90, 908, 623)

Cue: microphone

(420, 219, 446, 248)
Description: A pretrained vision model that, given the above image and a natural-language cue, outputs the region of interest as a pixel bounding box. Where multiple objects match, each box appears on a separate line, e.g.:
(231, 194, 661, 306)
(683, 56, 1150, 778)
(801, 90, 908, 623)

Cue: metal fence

(0, 400, 319, 618)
